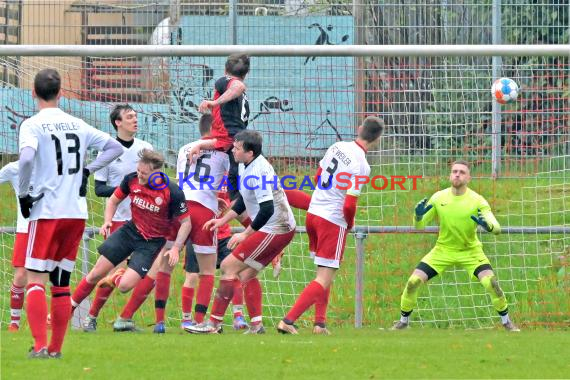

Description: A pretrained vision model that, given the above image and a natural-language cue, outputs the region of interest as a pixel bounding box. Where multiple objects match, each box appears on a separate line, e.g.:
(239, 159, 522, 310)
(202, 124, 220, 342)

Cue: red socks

(88, 287, 114, 318)
(10, 283, 25, 326)
(232, 281, 244, 317)
(209, 279, 236, 323)
(285, 281, 326, 323)
(181, 286, 195, 321)
(243, 278, 263, 325)
(154, 272, 171, 323)
(120, 275, 155, 319)
(71, 278, 96, 310)
(314, 285, 331, 325)
(195, 274, 214, 323)
(48, 286, 71, 354)
(26, 283, 48, 351)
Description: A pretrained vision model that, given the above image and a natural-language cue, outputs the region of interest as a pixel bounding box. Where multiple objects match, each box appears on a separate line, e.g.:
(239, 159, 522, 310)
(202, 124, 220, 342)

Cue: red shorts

(26, 219, 86, 272)
(232, 229, 295, 271)
(306, 213, 348, 269)
(12, 232, 28, 267)
(166, 201, 216, 254)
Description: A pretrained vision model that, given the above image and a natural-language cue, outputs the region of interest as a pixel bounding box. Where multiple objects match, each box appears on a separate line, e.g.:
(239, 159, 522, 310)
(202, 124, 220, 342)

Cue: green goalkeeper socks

(480, 275, 508, 314)
(400, 274, 424, 313)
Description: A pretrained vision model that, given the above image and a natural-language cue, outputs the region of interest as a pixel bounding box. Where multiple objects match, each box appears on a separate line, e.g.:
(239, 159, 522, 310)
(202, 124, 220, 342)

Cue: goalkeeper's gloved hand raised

(79, 168, 90, 197)
(18, 193, 44, 219)
(414, 198, 433, 221)
(471, 208, 493, 232)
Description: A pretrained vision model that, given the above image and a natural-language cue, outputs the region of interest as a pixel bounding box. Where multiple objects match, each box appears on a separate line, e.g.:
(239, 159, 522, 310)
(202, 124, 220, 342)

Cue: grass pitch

(2, 328, 570, 379)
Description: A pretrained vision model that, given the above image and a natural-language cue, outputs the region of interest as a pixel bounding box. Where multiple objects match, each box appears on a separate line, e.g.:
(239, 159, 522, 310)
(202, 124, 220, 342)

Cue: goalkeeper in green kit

(393, 160, 520, 331)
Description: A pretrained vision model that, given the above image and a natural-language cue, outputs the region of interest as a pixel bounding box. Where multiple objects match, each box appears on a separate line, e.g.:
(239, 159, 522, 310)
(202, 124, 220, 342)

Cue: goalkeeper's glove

(414, 198, 433, 221)
(79, 168, 90, 197)
(18, 194, 44, 219)
(470, 208, 494, 232)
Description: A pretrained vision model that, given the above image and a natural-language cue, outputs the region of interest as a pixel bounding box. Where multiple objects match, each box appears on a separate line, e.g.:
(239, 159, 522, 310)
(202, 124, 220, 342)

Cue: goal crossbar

(2, 44, 569, 57)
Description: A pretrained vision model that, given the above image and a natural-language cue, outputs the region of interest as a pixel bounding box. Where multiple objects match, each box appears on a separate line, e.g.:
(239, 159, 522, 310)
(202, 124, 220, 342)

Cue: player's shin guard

(71, 278, 96, 311)
(155, 272, 171, 323)
(244, 278, 262, 325)
(209, 279, 236, 324)
(48, 286, 71, 354)
(26, 283, 48, 351)
(480, 275, 508, 315)
(285, 281, 325, 323)
(120, 275, 155, 319)
(88, 286, 114, 318)
(314, 285, 331, 326)
(400, 274, 423, 315)
(181, 286, 195, 321)
(10, 284, 25, 327)
(195, 274, 214, 323)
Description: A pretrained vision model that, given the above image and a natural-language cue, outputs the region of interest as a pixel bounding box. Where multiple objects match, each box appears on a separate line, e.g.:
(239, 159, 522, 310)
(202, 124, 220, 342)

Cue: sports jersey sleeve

(93, 151, 109, 182)
(250, 171, 274, 204)
(114, 173, 135, 200)
(215, 76, 229, 95)
(478, 195, 501, 235)
(169, 186, 190, 220)
(18, 122, 38, 151)
(414, 193, 438, 230)
(347, 161, 370, 197)
(0, 162, 17, 184)
(85, 124, 112, 151)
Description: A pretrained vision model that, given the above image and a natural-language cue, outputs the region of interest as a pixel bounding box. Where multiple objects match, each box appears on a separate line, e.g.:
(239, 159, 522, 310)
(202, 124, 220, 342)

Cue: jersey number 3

(51, 133, 81, 175)
(321, 157, 339, 188)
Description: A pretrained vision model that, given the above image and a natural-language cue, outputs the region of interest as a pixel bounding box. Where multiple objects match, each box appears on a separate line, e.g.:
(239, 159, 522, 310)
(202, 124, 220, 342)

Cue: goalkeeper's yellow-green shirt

(415, 187, 501, 252)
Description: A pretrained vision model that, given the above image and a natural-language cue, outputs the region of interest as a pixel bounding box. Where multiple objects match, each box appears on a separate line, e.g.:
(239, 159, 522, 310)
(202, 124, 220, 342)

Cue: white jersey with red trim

(19, 108, 111, 220)
(308, 141, 370, 227)
(176, 139, 230, 214)
(238, 154, 295, 234)
(0, 161, 30, 233)
(94, 138, 153, 221)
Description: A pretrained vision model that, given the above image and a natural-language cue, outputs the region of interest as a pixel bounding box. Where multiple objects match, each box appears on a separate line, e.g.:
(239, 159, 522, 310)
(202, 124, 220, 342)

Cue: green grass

(2, 329, 570, 379)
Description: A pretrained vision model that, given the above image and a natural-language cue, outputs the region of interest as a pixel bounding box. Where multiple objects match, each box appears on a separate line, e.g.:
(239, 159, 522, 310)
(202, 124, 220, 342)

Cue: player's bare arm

(164, 216, 192, 267)
(100, 194, 121, 237)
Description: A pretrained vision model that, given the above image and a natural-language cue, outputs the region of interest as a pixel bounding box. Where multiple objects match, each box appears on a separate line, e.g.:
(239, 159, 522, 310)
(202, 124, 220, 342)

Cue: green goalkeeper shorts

(419, 245, 491, 279)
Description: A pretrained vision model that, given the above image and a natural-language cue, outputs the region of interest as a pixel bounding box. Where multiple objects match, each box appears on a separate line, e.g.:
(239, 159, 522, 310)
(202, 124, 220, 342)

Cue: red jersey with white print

(114, 172, 189, 239)
(308, 141, 370, 228)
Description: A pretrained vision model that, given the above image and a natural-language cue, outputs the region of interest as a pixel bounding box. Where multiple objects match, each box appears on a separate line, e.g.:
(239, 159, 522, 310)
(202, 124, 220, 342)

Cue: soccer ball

(492, 78, 519, 104)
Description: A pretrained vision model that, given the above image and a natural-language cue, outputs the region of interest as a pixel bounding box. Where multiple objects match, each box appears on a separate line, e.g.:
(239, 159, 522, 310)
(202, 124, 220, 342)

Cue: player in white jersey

(0, 161, 32, 331)
(187, 130, 296, 334)
(176, 114, 231, 327)
(81, 104, 153, 332)
(278, 116, 384, 335)
(18, 69, 122, 358)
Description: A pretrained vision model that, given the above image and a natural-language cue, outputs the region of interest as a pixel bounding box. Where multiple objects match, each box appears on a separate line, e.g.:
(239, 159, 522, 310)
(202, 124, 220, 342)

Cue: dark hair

(225, 54, 250, 78)
(234, 130, 262, 157)
(138, 149, 164, 170)
(451, 160, 471, 170)
(110, 104, 135, 131)
(359, 116, 384, 143)
(34, 69, 61, 101)
(199, 114, 213, 136)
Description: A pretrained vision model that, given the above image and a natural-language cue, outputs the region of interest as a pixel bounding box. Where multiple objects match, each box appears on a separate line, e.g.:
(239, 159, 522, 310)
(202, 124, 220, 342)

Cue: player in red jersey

(81, 104, 153, 332)
(18, 68, 123, 358)
(189, 54, 250, 201)
(278, 116, 384, 335)
(70, 149, 191, 332)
